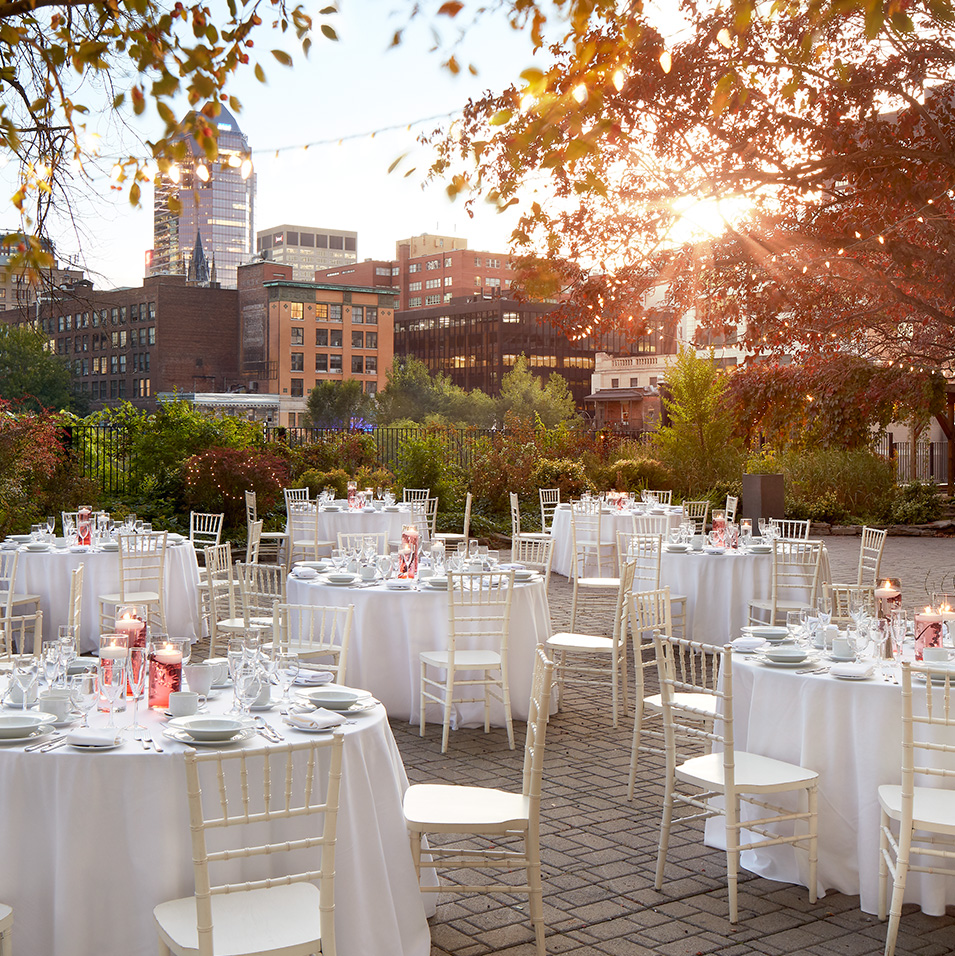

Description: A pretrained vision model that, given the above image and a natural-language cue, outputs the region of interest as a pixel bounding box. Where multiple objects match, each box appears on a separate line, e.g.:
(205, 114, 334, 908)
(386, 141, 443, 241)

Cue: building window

(486, 258, 501, 268)
(444, 257, 452, 267)
(425, 294, 441, 306)
(290, 379, 304, 397)
(409, 296, 421, 307)
(649, 376, 658, 387)
(329, 354, 342, 374)
(391, 267, 399, 276)
(290, 302, 304, 320)
(329, 329, 342, 348)
(290, 353, 304, 371)
(408, 263, 420, 273)
(315, 304, 328, 320)
(352, 305, 363, 324)
(474, 256, 482, 267)
(290, 327, 304, 346)
(365, 331, 377, 349)
(409, 281, 421, 292)
(119, 306, 127, 324)
(328, 304, 342, 322)
(365, 307, 377, 325)
(611, 378, 619, 388)
(119, 355, 126, 373)
(426, 278, 440, 290)
(110, 356, 118, 374)
(486, 277, 501, 288)
(630, 377, 639, 387)
(426, 259, 440, 270)
(316, 354, 328, 372)
(316, 328, 328, 347)
(365, 381, 377, 395)
(365, 355, 377, 373)
(111, 308, 119, 325)
(148, 328, 156, 345)
(130, 304, 139, 322)
(351, 356, 363, 374)
(444, 277, 452, 286)
(352, 331, 363, 349)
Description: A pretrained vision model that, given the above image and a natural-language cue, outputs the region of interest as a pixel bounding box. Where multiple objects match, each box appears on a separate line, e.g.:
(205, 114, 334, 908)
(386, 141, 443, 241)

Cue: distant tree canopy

(0, 325, 72, 412)
(305, 379, 374, 429)
(497, 355, 577, 427)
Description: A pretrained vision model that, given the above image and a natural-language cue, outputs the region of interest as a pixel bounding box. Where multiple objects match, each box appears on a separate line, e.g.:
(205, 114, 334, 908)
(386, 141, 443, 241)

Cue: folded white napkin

(286, 708, 347, 731)
(67, 729, 121, 747)
(830, 662, 874, 679)
(731, 637, 767, 652)
(293, 670, 334, 686)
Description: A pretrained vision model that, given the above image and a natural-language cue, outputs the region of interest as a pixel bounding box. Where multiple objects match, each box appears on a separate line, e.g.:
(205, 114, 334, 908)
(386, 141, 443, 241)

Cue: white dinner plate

(0, 727, 52, 745)
(831, 672, 876, 681)
(756, 656, 816, 669)
(324, 579, 358, 588)
(163, 727, 256, 747)
(282, 717, 338, 734)
(70, 738, 125, 751)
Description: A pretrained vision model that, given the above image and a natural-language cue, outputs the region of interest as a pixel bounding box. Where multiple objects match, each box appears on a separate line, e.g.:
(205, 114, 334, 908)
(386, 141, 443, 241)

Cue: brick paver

(389, 535, 955, 956)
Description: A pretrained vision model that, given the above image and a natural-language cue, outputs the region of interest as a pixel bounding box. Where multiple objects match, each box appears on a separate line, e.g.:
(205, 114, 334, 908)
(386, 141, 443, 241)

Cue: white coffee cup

(169, 690, 205, 717)
(691, 535, 704, 552)
(360, 564, 377, 582)
(922, 646, 951, 663)
(183, 663, 214, 696)
(253, 682, 271, 708)
(38, 689, 73, 721)
(205, 658, 229, 685)
(831, 637, 853, 660)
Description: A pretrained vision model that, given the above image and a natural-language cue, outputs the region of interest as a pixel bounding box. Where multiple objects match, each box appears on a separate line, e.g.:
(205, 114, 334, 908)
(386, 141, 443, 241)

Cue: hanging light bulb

(240, 158, 253, 179)
(168, 164, 181, 184)
(196, 163, 210, 182)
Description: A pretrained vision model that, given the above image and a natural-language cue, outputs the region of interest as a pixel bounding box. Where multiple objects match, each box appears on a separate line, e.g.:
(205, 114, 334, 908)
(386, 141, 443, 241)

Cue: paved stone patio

(389, 535, 955, 956)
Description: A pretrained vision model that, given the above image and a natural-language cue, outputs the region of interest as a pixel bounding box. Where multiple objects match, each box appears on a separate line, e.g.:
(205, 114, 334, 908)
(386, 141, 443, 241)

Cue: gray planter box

(742, 473, 785, 522)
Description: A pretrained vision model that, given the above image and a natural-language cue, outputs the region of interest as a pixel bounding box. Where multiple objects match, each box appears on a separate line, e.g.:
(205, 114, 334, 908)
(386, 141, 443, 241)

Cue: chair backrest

(447, 569, 515, 663)
(725, 495, 738, 523)
(460, 492, 472, 539)
(611, 560, 637, 646)
(117, 532, 167, 599)
(273, 602, 354, 680)
(539, 488, 560, 532)
(570, 507, 609, 579)
(181, 734, 344, 956)
(630, 585, 673, 642)
(245, 490, 258, 526)
(402, 487, 431, 503)
(190, 512, 224, 548)
(770, 518, 811, 540)
(682, 500, 710, 534)
(0, 551, 19, 620)
(512, 536, 555, 589)
(425, 497, 439, 537)
(858, 526, 886, 588)
(634, 513, 671, 535)
(68, 564, 84, 633)
(617, 531, 662, 591)
(287, 500, 318, 549)
(509, 491, 522, 540)
(645, 489, 672, 506)
(337, 531, 388, 555)
(899, 662, 955, 808)
(203, 544, 236, 656)
(522, 645, 556, 806)
(405, 501, 431, 546)
(245, 519, 263, 564)
(2, 610, 43, 659)
(654, 633, 729, 774)
(771, 538, 823, 607)
(236, 562, 287, 622)
(283, 487, 311, 511)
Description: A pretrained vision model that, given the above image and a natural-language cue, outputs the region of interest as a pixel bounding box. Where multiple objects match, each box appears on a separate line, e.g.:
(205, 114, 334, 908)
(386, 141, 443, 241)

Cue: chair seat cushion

(99, 590, 160, 605)
(0, 590, 41, 606)
(643, 692, 718, 717)
(546, 633, 614, 652)
(154, 881, 322, 956)
(404, 782, 530, 832)
(575, 577, 620, 588)
(260, 531, 288, 541)
(878, 784, 955, 834)
(677, 750, 818, 793)
(419, 649, 502, 669)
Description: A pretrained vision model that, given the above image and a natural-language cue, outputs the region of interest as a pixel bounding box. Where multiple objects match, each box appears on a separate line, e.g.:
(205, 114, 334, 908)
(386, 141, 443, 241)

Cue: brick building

(237, 261, 396, 427)
(0, 232, 83, 312)
(0, 274, 239, 409)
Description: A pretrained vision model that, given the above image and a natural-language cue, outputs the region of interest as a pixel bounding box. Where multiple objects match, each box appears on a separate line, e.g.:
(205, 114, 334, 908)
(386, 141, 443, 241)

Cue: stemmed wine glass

(234, 661, 264, 717)
(11, 655, 39, 711)
(69, 672, 98, 727)
(275, 653, 300, 714)
(41, 640, 61, 688)
(45, 515, 55, 539)
(98, 654, 127, 730)
(127, 646, 149, 735)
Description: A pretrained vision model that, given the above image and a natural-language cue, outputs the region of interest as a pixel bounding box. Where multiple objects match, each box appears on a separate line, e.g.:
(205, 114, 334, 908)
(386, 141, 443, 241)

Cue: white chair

(511, 536, 555, 591)
(245, 518, 262, 564)
(154, 733, 344, 956)
(725, 495, 738, 523)
(237, 563, 287, 629)
(0, 551, 41, 644)
(626, 587, 716, 800)
(245, 490, 287, 565)
(97, 531, 168, 634)
(748, 539, 824, 626)
(286, 501, 334, 568)
(654, 634, 819, 922)
(569, 505, 619, 632)
(2, 610, 43, 659)
(878, 661, 955, 956)
(424, 497, 439, 538)
(546, 559, 635, 728)
(616, 531, 687, 638)
(539, 488, 560, 533)
(645, 489, 672, 505)
(510, 492, 549, 546)
(682, 500, 710, 534)
(283, 487, 311, 510)
(67, 563, 84, 634)
(770, 518, 811, 540)
(0, 902, 11, 956)
(390, 500, 432, 552)
(419, 569, 516, 753)
(404, 645, 555, 956)
(189, 512, 224, 553)
(337, 531, 388, 555)
(273, 602, 353, 676)
(200, 544, 240, 657)
(634, 513, 671, 535)
(830, 526, 886, 605)
(433, 492, 472, 548)
(402, 487, 431, 504)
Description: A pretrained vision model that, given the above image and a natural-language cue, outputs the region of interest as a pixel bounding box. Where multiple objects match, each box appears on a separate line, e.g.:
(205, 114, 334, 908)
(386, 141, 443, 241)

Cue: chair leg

(878, 809, 890, 920)
(884, 825, 913, 956)
(526, 830, 546, 956)
(610, 653, 618, 729)
(0, 927, 9, 956)
(725, 796, 740, 924)
(654, 777, 674, 890)
(502, 672, 515, 750)
(409, 831, 423, 883)
(441, 667, 454, 754)
(627, 702, 645, 801)
(807, 785, 818, 905)
(418, 662, 427, 738)
(570, 579, 579, 632)
(620, 646, 629, 718)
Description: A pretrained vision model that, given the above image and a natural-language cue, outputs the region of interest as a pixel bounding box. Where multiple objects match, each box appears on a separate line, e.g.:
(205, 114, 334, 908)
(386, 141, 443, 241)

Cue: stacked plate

(324, 572, 357, 587)
(165, 715, 255, 746)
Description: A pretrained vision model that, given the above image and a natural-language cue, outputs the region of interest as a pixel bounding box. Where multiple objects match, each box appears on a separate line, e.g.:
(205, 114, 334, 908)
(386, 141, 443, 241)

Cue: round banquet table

(287, 575, 553, 726)
(0, 695, 432, 956)
(287, 505, 415, 553)
(11, 541, 201, 654)
(550, 504, 683, 578)
(705, 655, 955, 916)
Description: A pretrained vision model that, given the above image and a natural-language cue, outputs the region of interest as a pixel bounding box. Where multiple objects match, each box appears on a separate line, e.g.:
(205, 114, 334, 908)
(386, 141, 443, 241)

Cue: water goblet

(45, 515, 55, 538)
(11, 655, 39, 711)
(41, 640, 60, 687)
(69, 672, 98, 727)
(234, 661, 264, 716)
(786, 610, 804, 645)
(468, 539, 479, 560)
(890, 609, 909, 660)
(377, 554, 393, 579)
(275, 653, 300, 713)
(98, 655, 127, 729)
(127, 646, 149, 735)
(816, 594, 832, 632)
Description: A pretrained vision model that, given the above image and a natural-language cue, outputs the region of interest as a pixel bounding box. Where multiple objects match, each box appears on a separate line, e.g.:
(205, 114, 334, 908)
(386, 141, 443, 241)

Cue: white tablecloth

(287, 576, 552, 725)
(0, 697, 432, 956)
(287, 507, 413, 552)
(705, 656, 955, 915)
(12, 543, 202, 654)
(550, 505, 683, 577)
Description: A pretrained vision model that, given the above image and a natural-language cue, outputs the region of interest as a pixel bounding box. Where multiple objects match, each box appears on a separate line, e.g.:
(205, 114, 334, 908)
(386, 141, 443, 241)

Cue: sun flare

(670, 194, 752, 241)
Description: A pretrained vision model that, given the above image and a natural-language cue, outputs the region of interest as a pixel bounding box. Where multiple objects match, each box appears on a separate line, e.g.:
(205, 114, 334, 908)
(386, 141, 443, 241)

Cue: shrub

(393, 428, 466, 511)
(593, 458, 672, 494)
(889, 480, 942, 525)
(290, 431, 377, 477)
(183, 446, 289, 530)
(354, 466, 395, 493)
(531, 458, 591, 498)
(298, 468, 350, 498)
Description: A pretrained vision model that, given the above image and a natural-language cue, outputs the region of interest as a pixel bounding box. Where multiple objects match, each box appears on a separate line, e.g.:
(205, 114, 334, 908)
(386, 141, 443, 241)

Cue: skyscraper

(151, 105, 255, 288)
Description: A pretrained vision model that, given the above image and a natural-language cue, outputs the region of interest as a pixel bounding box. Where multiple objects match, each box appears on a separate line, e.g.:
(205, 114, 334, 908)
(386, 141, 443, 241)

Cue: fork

(25, 733, 64, 753)
(36, 737, 69, 753)
(150, 734, 164, 753)
(139, 732, 153, 751)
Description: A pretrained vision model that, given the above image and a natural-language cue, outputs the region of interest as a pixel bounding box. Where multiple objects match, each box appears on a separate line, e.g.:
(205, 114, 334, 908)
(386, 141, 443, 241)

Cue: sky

(46, 1, 545, 290)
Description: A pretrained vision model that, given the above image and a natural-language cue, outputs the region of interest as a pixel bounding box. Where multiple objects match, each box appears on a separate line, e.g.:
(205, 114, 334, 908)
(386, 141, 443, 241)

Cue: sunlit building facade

(150, 106, 255, 288)
(256, 224, 358, 280)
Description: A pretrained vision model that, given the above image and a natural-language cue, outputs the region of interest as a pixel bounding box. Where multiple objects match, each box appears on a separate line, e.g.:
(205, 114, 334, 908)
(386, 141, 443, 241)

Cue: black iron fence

(61, 423, 137, 496)
(873, 434, 949, 485)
